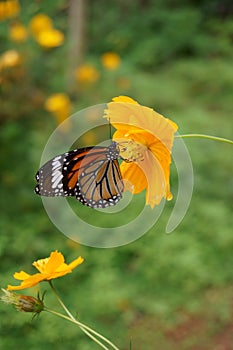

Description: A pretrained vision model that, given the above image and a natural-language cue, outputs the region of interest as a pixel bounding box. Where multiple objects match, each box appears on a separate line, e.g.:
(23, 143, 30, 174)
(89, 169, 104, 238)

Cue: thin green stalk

(48, 281, 75, 320)
(175, 133, 233, 145)
(44, 307, 109, 350)
(48, 281, 120, 350)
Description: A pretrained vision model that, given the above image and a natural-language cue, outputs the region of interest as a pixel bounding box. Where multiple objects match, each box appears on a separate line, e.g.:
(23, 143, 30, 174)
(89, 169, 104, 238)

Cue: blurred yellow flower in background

(29, 13, 64, 49)
(101, 52, 121, 70)
(75, 64, 100, 84)
(29, 13, 53, 36)
(45, 93, 71, 126)
(0, 0, 20, 21)
(0, 49, 21, 70)
(35, 28, 64, 48)
(9, 22, 28, 42)
(104, 96, 178, 208)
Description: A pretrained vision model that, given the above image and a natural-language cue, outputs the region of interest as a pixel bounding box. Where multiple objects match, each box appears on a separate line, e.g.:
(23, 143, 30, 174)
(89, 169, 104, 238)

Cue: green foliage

(1, 1, 233, 349)
(90, 0, 233, 68)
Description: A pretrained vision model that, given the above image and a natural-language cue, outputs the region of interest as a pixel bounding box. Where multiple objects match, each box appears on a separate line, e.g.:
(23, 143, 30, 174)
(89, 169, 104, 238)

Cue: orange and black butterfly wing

(73, 155, 124, 207)
(35, 143, 124, 208)
(35, 147, 93, 197)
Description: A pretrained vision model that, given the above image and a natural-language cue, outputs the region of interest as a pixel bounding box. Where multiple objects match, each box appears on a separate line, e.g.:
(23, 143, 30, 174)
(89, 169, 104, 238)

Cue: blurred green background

(1, 0, 233, 349)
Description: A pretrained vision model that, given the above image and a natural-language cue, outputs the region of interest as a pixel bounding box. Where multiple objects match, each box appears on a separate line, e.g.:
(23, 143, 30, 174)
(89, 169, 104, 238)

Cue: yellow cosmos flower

(29, 13, 53, 36)
(35, 28, 64, 48)
(9, 22, 28, 42)
(0, 0, 20, 21)
(0, 49, 21, 70)
(45, 93, 71, 125)
(101, 52, 121, 70)
(104, 96, 178, 208)
(7, 251, 84, 291)
(75, 64, 100, 84)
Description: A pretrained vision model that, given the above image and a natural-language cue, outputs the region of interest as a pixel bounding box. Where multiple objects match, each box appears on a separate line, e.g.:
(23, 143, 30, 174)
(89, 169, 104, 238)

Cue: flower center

(118, 139, 146, 162)
(33, 258, 49, 273)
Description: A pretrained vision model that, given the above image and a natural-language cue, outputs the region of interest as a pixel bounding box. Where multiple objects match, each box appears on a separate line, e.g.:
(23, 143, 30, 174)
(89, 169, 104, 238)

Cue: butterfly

(35, 142, 124, 208)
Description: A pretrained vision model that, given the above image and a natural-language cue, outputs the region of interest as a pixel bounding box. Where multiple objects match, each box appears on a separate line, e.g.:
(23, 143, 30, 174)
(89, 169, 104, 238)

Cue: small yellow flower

(9, 22, 28, 42)
(45, 93, 71, 113)
(101, 52, 121, 70)
(75, 64, 100, 84)
(0, 0, 20, 21)
(0, 49, 21, 69)
(1, 289, 44, 313)
(7, 251, 84, 291)
(104, 96, 178, 208)
(29, 13, 53, 36)
(35, 28, 64, 48)
(45, 93, 71, 125)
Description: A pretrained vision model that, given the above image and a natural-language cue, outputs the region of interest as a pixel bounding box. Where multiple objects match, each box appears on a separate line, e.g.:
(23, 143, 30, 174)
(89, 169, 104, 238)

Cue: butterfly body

(35, 142, 124, 208)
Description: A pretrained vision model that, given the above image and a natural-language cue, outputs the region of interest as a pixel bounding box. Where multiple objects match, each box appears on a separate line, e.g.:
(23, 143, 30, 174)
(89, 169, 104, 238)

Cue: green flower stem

(48, 281, 120, 350)
(175, 134, 233, 145)
(44, 307, 110, 350)
(48, 281, 75, 320)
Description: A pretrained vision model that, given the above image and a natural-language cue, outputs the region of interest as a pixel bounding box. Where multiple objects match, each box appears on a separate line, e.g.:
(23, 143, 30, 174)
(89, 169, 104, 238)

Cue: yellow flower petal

(105, 97, 178, 142)
(13, 271, 31, 281)
(112, 96, 138, 104)
(33, 251, 64, 273)
(67, 256, 84, 270)
(7, 274, 45, 291)
(120, 162, 147, 194)
(142, 150, 167, 207)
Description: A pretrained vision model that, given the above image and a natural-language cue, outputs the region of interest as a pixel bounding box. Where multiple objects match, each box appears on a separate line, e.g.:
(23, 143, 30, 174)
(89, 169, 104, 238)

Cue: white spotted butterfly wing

(35, 142, 124, 208)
